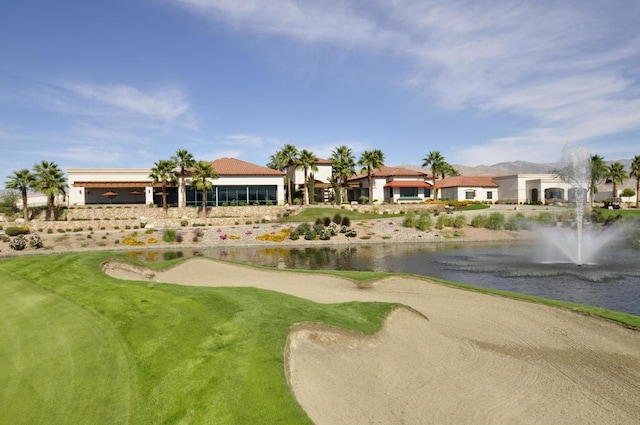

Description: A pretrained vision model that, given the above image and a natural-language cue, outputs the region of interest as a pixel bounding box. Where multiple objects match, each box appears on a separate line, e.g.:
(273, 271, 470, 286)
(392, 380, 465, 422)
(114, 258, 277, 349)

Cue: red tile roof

(349, 166, 427, 181)
(436, 176, 498, 188)
(209, 158, 285, 176)
(384, 180, 433, 188)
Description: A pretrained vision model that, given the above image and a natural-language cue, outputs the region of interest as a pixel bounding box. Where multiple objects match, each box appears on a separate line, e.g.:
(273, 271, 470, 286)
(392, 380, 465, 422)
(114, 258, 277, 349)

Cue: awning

(73, 181, 177, 188)
(73, 181, 150, 188)
(384, 180, 433, 189)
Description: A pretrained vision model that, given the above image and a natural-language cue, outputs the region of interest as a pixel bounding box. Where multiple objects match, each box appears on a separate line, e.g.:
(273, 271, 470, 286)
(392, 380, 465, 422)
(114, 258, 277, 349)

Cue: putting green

(0, 270, 131, 425)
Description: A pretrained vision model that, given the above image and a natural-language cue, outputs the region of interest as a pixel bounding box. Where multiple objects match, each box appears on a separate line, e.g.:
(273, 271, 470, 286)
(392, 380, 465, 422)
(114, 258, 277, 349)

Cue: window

(424, 188, 432, 198)
(400, 187, 418, 197)
(465, 190, 475, 200)
(487, 191, 493, 200)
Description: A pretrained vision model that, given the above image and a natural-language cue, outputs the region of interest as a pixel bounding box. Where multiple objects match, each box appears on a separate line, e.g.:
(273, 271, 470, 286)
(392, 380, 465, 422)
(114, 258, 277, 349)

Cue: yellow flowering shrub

(122, 237, 145, 246)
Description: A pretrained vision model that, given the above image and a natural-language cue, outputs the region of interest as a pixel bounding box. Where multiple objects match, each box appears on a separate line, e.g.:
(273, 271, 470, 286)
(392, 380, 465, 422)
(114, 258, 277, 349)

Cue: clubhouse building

(67, 158, 285, 207)
(60, 157, 595, 208)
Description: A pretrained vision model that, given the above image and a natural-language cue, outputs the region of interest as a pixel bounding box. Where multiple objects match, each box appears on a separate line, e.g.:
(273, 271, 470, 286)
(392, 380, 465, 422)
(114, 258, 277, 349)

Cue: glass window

(465, 190, 475, 200)
(400, 187, 418, 197)
(487, 191, 493, 200)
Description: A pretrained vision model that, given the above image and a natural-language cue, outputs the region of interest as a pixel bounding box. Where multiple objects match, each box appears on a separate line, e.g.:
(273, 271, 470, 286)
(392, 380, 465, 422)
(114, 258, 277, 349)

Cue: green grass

(2, 252, 638, 424)
(282, 207, 402, 222)
(592, 207, 640, 220)
(455, 204, 491, 211)
(0, 252, 397, 424)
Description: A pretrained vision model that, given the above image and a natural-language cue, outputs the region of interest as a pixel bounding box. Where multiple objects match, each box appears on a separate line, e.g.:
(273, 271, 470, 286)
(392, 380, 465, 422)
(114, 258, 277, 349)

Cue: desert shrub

(162, 228, 177, 243)
(295, 223, 311, 234)
(180, 219, 189, 227)
(5, 226, 30, 236)
(176, 234, 183, 243)
(9, 235, 27, 250)
(341, 216, 351, 227)
(534, 212, 554, 225)
(343, 227, 357, 237)
(486, 212, 505, 230)
(304, 230, 317, 240)
(505, 213, 528, 231)
(435, 215, 447, 229)
(318, 228, 332, 240)
(47, 228, 53, 234)
(29, 234, 43, 248)
(314, 217, 323, 226)
(453, 215, 466, 229)
(289, 231, 300, 240)
(323, 216, 331, 227)
(470, 215, 489, 228)
(0, 235, 9, 243)
(313, 222, 325, 234)
(402, 212, 417, 228)
(416, 213, 432, 231)
(333, 213, 343, 224)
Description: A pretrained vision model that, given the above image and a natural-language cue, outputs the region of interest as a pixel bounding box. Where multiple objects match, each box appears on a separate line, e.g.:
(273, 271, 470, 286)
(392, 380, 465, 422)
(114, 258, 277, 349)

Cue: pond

(128, 241, 640, 316)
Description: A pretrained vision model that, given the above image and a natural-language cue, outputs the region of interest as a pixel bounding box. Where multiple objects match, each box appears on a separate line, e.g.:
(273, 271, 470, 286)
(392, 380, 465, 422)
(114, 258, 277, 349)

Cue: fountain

(537, 146, 624, 266)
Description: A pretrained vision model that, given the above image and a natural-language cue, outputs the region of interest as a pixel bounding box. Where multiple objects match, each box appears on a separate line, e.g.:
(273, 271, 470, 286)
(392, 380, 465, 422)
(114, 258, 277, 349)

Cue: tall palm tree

(5, 169, 35, 221)
(172, 149, 195, 209)
(589, 154, 607, 207)
(630, 155, 640, 209)
(280, 144, 299, 205)
(296, 149, 318, 205)
(149, 159, 178, 218)
(267, 150, 288, 204)
(33, 161, 67, 221)
(330, 145, 356, 204)
(422, 151, 448, 200)
(358, 149, 385, 204)
(190, 160, 218, 217)
(605, 162, 628, 198)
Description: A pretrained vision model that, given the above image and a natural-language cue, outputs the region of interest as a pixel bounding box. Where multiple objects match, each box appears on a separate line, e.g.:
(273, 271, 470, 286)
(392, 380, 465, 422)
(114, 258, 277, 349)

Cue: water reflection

(127, 241, 640, 316)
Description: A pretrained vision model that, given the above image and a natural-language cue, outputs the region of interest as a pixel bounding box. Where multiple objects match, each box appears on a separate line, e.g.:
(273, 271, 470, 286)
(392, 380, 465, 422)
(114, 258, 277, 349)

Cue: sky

(2, 0, 640, 186)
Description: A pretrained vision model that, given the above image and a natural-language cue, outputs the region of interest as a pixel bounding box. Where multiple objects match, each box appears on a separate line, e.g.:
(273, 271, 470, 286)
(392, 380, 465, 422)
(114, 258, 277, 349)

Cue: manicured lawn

(2, 251, 637, 424)
(0, 252, 397, 424)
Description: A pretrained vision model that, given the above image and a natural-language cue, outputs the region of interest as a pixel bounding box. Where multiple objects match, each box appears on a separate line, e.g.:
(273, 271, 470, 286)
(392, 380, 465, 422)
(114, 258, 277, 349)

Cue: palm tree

(422, 151, 456, 200)
(149, 159, 178, 218)
(589, 154, 607, 207)
(605, 162, 628, 198)
(172, 149, 195, 209)
(280, 144, 299, 205)
(630, 155, 640, 209)
(33, 161, 67, 221)
(267, 150, 288, 204)
(190, 160, 218, 217)
(330, 145, 356, 204)
(296, 149, 318, 205)
(5, 169, 35, 221)
(358, 149, 385, 204)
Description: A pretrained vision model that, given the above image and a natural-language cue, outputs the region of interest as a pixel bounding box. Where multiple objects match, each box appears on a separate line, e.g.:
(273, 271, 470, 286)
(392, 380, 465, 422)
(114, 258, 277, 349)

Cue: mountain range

(400, 159, 634, 177)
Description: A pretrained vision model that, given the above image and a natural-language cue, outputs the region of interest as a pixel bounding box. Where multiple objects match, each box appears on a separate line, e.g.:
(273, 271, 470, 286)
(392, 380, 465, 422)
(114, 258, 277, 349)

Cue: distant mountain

(398, 158, 634, 177)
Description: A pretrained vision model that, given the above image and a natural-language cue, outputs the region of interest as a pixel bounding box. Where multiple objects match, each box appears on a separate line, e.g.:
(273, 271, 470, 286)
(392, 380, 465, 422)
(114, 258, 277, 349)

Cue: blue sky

(2, 0, 640, 185)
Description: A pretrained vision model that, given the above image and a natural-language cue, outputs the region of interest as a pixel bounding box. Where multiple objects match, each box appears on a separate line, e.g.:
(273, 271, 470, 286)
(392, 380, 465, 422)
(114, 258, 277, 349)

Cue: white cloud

(59, 81, 189, 121)
(169, 0, 640, 162)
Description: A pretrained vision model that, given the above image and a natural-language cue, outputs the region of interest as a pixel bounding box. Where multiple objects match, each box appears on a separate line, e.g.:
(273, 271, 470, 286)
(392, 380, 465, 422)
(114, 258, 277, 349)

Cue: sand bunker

(103, 258, 640, 424)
